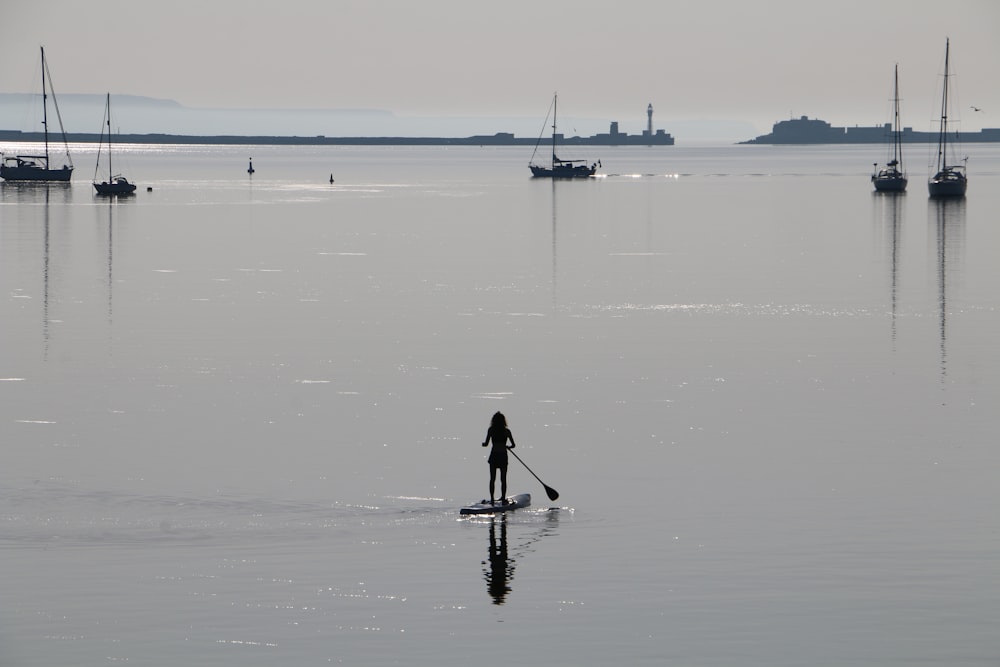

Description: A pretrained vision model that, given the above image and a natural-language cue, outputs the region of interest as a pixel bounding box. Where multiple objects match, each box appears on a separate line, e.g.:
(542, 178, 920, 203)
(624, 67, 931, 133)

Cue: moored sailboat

(0, 47, 74, 182)
(871, 64, 907, 193)
(93, 94, 137, 195)
(529, 94, 598, 178)
(928, 38, 967, 198)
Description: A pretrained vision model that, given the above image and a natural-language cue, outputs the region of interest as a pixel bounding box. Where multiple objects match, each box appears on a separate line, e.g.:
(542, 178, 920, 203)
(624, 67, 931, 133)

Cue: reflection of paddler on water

(476, 508, 561, 605)
(483, 516, 514, 605)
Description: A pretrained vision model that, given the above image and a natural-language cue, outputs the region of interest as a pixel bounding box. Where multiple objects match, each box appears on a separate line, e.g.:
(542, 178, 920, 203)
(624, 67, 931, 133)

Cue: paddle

(508, 449, 559, 501)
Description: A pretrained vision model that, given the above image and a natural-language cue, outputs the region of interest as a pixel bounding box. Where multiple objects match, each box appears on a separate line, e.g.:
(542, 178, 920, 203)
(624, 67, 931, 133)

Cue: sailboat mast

(892, 64, 902, 169)
(552, 94, 558, 165)
(106, 94, 113, 182)
(41, 46, 50, 166)
(936, 38, 951, 171)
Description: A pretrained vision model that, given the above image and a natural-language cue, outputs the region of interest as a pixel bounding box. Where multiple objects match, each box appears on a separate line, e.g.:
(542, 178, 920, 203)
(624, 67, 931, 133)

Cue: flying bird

(970, 105, 983, 112)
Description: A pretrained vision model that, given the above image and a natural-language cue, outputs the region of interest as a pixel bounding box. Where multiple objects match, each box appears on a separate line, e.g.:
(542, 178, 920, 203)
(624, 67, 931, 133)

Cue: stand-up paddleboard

(460, 493, 531, 515)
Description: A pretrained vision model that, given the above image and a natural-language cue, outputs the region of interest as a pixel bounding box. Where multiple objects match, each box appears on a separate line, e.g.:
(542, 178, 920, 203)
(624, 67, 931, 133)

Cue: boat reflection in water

(930, 197, 966, 385)
(873, 189, 904, 343)
(0, 183, 66, 358)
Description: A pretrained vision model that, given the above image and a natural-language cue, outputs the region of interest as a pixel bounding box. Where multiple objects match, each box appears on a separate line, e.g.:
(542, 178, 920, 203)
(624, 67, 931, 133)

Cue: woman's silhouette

(482, 411, 516, 504)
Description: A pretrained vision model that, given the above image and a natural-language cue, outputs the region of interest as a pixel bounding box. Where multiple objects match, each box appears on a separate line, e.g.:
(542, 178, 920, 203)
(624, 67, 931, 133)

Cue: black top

(484, 426, 514, 466)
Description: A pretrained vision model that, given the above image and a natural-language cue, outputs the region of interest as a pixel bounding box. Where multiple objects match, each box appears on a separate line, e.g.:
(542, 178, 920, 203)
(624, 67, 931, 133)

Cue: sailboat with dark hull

(529, 94, 597, 179)
(93, 93, 136, 196)
(0, 47, 74, 182)
(928, 38, 967, 198)
(871, 64, 907, 193)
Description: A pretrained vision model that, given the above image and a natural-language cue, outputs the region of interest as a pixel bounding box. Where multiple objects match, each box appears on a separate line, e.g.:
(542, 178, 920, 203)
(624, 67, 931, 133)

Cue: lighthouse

(647, 104, 653, 145)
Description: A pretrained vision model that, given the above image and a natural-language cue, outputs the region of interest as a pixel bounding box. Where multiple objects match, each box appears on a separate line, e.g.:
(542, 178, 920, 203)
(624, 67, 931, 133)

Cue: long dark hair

(490, 411, 507, 430)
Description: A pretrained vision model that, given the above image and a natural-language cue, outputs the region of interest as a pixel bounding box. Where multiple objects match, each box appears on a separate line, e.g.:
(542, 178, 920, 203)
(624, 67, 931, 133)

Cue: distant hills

(0, 93, 753, 143)
(0, 93, 396, 137)
(9, 95, 998, 145)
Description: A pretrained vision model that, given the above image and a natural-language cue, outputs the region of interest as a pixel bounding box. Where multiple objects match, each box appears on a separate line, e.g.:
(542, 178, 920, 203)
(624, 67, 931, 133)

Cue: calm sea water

(2, 142, 999, 666)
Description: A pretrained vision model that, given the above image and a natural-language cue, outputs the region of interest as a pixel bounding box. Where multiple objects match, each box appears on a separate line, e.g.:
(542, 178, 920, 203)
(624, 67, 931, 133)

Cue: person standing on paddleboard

(482, 411, 516, 505)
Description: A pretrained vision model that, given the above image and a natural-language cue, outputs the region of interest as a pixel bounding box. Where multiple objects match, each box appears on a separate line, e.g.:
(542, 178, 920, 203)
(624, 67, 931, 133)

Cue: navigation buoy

(247, 158, 255, 175)
(329, 173, 334, 184)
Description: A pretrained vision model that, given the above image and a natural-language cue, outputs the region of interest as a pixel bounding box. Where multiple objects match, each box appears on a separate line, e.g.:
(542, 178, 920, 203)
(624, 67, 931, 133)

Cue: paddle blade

(508, 448, 559, 502)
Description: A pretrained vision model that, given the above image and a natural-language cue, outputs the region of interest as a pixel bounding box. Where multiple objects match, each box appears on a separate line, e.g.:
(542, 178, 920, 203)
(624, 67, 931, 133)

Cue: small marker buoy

(329, 173, 334, 184)
(247, 158, 255, 175)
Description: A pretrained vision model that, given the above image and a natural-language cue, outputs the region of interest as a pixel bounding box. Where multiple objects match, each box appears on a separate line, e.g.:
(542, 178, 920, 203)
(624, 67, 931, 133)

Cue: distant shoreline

(8, 121, 1000, 146)
(742, 115, 1000, 144)
(0, 129, 674, 147)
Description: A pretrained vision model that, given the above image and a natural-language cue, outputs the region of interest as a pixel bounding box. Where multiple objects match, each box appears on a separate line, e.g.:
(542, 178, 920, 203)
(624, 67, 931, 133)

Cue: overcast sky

(3, 0, 999, 134)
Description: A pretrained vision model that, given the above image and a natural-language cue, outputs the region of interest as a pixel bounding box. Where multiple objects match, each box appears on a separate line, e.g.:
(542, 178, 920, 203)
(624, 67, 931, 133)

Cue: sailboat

(871, 64, 907, 192)
(93, 94, 137, 195)
(529, 94, 597, 178)
(928, 38, 967, 198)
(0, 47, 74, 182)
